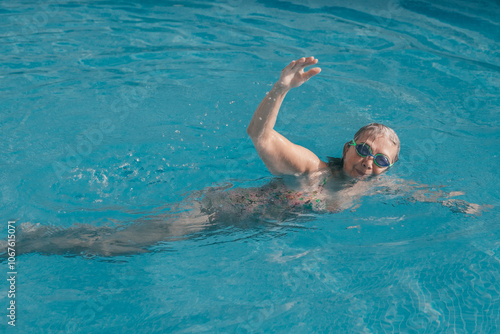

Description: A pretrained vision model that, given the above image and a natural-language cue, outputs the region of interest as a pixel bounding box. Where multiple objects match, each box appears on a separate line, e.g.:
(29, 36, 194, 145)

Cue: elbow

(247, 121, 270, 140)
(246, 124, 252, 137)
(246, 122, 257, 139)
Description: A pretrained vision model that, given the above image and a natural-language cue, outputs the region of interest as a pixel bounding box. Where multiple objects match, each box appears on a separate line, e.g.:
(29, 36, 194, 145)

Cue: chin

(351, 168, 369, 178)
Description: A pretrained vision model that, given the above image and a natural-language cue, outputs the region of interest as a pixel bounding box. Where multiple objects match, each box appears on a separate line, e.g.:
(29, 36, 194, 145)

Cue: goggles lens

(352, 141, 392, 168)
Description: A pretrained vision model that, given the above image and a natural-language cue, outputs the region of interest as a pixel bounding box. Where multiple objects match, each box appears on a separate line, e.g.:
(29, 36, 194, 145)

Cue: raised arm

(247, 57, 328, 175)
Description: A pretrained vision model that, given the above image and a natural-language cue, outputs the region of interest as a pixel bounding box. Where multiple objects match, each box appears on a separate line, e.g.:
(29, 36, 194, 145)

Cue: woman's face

(343, 135, 398, 178)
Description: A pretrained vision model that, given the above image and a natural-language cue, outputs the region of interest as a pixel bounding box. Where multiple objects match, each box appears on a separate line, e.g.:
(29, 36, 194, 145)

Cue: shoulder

(309, 159, 328, 173)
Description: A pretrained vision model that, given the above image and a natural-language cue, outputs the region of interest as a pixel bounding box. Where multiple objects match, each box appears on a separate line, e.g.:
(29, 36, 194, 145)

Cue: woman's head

(342, 123, 400, 178)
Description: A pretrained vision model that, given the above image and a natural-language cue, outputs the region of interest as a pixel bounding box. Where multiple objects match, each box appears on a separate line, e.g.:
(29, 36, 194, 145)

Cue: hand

(275, 56, 321, 91)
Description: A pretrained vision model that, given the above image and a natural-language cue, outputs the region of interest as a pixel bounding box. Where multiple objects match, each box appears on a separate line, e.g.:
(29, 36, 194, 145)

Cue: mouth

(354, 168, 369, 177)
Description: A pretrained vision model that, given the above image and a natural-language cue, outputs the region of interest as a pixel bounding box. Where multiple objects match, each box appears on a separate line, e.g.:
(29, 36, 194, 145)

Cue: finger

(303, 67, 321, 80)
(304, 56, 317, 64)
(296, 57, 318, 71)
(285, 57, 317, 72)
(282, 60, 296, 72)
(301, 56, 316, 63)
(285, 60, 296, 69)
(309, 57, 318, 65)
(290, 58, 305, 69)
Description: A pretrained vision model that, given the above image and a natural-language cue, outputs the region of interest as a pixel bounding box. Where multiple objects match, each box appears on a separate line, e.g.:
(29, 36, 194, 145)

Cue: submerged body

(201, 173, 329, 223)
(200, 159, 379, 224)
(11, 162, 480, 257)
(13, 163, 374, 256)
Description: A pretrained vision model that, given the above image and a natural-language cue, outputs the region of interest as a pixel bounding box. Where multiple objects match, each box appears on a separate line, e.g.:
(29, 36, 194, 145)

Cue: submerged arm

(411, 189, 485, 214)
(373, 178, 489, 215)
(247, 57, 327, 175)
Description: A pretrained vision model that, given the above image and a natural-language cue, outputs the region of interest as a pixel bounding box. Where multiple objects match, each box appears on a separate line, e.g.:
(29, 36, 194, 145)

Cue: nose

(362, 156, 374, 169)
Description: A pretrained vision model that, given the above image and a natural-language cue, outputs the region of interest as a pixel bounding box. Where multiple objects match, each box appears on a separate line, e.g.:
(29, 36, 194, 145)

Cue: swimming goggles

(349, 139, 393, 168)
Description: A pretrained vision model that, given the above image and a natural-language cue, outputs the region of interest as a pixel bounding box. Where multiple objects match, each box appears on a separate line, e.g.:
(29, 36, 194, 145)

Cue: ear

(342, 142, 350, 159)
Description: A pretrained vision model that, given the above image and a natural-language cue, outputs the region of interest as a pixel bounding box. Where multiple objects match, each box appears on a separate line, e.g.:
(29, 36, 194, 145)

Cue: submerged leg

(12, 202, 212, 257)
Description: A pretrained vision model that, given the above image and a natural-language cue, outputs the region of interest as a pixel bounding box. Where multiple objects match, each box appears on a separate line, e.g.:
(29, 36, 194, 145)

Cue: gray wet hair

(351, 123, 400, 163)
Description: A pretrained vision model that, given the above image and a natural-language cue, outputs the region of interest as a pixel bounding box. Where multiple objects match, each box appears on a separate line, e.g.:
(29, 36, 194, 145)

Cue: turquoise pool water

(1, 0, 499, 332)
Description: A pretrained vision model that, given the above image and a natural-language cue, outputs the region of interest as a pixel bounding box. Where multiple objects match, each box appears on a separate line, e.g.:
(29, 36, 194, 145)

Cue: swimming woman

(11, 57, 480, 257)
(247, 56, 399, 178)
